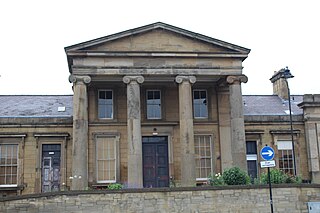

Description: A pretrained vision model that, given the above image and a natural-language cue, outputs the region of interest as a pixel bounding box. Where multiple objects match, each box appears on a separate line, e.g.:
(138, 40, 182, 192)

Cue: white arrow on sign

(262, 150, 273, 156)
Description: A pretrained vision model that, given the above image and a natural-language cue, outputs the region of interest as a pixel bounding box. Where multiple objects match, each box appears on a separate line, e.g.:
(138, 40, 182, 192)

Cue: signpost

(260, 145, 275, 213)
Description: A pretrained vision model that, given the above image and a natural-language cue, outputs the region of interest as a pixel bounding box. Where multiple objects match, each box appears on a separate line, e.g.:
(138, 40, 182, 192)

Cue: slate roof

(243, 95, 303, 116)
(0, 95, 73, 117)
(0, 95, 303, 118)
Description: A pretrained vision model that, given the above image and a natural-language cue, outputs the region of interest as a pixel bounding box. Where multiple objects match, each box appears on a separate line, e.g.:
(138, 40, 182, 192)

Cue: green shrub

(222, 167, 251, 185)
(208, 173, 225, 186)
(285, 175, 302, 184)
(107, 183, 123, 190)
(260, 169, 286, 184)
(258, 169, 301, 184)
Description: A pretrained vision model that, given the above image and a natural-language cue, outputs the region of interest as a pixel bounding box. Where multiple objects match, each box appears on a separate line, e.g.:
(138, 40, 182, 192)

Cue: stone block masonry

(1, 184, 320, 212)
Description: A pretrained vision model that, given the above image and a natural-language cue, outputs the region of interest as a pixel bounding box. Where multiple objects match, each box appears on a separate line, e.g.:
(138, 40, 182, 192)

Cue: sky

(0, 0, 319, 95)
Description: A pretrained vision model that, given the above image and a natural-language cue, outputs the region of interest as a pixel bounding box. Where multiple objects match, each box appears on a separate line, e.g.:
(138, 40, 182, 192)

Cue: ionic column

(123, 75, 144, 188)
(69, 75, 91, 190)
(226, 75, 248, 171)
(175, 75, 196, 187)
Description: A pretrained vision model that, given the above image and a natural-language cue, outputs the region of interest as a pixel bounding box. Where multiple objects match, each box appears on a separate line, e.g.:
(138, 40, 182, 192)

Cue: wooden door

(41, 144, 61, 192)
(142, 136, 169, 188)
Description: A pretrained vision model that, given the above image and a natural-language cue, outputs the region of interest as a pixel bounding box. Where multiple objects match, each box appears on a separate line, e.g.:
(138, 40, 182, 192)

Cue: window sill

(0, 185, 24, 191)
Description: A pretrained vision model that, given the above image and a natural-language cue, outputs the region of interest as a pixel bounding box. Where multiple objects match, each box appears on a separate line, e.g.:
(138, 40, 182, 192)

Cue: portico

(65, 22, 250, 189)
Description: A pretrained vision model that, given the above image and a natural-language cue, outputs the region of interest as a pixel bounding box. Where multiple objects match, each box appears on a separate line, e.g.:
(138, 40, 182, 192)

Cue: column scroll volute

(69, 75, 92, 84)
(175, 76, 197, 84)
(226, 75, 248, 85)
(123, 76, 145, 84)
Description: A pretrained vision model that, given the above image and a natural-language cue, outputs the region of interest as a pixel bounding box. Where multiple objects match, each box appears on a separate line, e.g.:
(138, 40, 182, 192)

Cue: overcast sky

(0, 0, 319, 95)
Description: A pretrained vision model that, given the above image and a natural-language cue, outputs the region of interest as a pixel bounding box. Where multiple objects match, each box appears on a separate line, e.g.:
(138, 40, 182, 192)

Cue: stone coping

(1, 184, 319, 202)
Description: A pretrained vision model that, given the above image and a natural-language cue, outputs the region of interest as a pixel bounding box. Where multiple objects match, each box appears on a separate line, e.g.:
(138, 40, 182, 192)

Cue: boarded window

(96, 137, 116, 183)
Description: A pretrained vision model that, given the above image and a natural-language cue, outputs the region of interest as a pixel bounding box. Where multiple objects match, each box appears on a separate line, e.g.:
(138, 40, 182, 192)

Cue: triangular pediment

(65, 22, 250, 54)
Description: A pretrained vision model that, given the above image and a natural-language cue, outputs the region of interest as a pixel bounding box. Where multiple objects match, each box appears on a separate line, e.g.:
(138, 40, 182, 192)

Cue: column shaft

(123, 76, 144, 188)
(176, 76, 196, 187)
(227, 75, 248, 171)
(69, 75, 91, 190)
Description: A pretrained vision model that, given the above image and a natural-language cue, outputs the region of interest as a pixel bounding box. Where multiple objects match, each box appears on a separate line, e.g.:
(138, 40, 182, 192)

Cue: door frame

(41, 144, 62, 192)
(34, 134, 69, 193)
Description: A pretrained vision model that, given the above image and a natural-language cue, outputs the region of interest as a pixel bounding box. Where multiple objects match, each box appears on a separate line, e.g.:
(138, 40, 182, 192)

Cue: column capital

(226, 75, 248, 85)
(123, 76, 145, 84)
(175, 75, 196, 84)
(69, 75, 91, 84)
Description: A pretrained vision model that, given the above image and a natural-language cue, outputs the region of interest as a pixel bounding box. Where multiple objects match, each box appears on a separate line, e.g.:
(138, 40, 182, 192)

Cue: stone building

(0, 22, 319, 196)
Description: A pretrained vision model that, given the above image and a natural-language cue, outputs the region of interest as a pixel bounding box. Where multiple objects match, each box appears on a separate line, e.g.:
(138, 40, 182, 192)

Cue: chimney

(269, 68, 292, 100)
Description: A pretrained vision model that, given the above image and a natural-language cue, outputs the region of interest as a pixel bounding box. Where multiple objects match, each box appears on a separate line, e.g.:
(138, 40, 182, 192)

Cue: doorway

(142, 136, 169, 187)
(41, 144, 61, 192)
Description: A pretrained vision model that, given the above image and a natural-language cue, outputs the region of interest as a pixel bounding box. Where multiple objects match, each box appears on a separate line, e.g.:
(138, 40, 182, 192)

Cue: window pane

(0, 165, 5, 172)
(200, 91, 206, 99)
(194, 91, 199, 99)
(247, 160, 257, 180)
(154, 91, 160, 99)
(246, 141, 257, 154)
(194, 105, 201, 118)
(200, 104, 208, 117)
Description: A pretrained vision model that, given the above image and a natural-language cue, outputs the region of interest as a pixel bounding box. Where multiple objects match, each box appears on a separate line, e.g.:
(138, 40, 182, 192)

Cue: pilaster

(299, 94, 320, 183)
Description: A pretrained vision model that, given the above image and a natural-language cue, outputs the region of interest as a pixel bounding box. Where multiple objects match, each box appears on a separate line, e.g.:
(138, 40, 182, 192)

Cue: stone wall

(1, 185, 320, 213)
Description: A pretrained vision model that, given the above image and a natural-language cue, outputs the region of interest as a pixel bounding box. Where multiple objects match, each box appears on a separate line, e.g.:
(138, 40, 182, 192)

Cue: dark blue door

(142, 137, 169, 188)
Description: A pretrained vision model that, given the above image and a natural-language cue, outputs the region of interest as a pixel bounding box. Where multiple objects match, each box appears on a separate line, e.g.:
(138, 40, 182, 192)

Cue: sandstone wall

(1, 185, 319, 213)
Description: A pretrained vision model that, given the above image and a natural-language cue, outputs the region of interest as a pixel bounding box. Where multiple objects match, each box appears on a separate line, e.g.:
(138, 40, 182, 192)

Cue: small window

(98, 90, 113, 119)
(0, 144, 18, 186)
(277, 141, 294, 175)
(193, 90, 208, 118)
(146, 90, 161, 119)
(96, 137, 117, 183)
(194, 135, 212, 180)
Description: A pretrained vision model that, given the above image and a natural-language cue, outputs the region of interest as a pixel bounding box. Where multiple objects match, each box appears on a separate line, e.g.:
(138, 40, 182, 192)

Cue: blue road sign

(260, 146, 275, 161)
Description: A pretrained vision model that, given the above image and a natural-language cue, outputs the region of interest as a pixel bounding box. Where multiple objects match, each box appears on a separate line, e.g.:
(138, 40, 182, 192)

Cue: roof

(0, 95, 73, 118)
(243, 95, 303, 116)
(65, 22, 251, 53)
(0, 95, 303, 118)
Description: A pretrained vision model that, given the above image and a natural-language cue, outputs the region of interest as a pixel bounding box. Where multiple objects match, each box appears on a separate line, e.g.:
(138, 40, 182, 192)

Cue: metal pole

(268, 167, 274, 213)
(285, 79, 297, 176)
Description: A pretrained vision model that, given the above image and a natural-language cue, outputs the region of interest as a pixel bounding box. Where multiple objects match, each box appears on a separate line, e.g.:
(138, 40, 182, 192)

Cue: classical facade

(0, 23, 319, 196)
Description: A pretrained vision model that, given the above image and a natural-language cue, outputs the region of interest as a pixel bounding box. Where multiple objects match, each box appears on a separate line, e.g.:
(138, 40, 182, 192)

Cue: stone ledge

(1, 184, 319, 202)
(245, 114, 304, 122)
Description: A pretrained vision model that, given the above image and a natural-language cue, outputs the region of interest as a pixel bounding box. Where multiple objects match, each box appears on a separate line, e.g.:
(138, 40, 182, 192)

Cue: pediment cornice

(65, 22, 250, 54)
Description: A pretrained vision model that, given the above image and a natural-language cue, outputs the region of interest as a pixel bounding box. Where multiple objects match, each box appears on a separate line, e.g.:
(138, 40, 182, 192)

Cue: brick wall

(1, 185, 319, 213)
